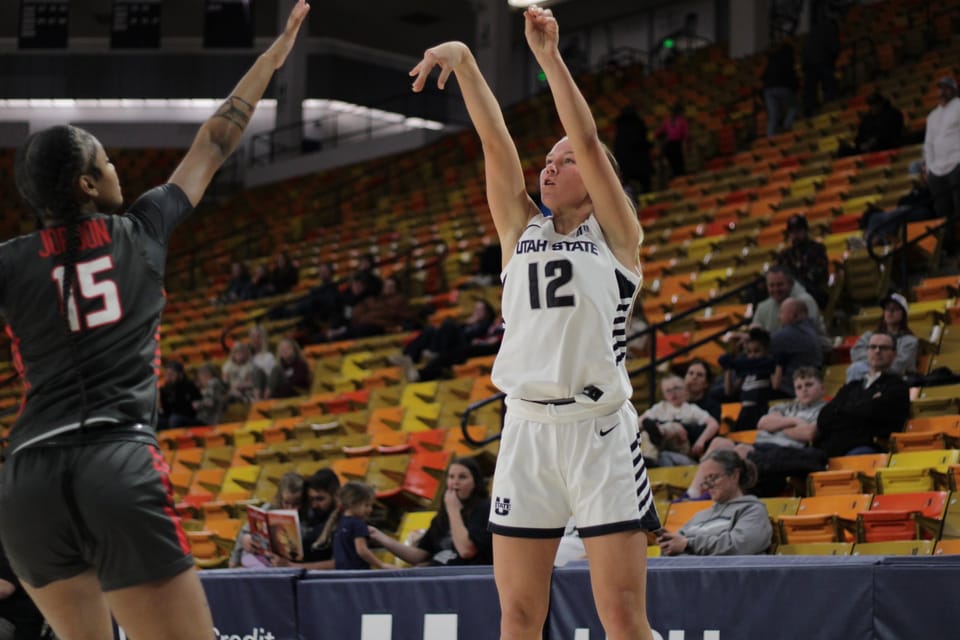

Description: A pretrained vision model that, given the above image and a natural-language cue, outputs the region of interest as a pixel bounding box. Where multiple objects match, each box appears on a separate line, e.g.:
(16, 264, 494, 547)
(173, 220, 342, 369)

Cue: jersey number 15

(52, 256, 123, 332)
(528, 259, 575, 309)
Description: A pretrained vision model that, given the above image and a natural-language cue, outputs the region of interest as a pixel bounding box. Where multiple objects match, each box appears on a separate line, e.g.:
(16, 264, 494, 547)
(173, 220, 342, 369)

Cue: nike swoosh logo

(599, 423, 619, 437)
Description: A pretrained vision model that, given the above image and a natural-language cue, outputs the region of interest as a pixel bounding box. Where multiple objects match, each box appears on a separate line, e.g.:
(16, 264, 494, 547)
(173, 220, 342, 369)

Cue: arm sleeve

(684, 503, 773, 556)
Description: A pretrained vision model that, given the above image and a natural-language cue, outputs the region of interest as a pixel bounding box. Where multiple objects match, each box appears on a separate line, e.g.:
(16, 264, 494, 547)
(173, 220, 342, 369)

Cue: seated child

(718, 327, 782, 431)
(639, 375, 721, 466)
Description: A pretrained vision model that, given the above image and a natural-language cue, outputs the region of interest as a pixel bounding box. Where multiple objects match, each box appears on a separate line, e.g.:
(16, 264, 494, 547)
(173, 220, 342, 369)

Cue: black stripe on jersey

(612, 329, 626, 337)
(615, 270, 637, 299)
(614, 316, 626, 324)
(617, 303, 631, 312)
(616, 353, 626, 364)
(613, 341, 627, 351)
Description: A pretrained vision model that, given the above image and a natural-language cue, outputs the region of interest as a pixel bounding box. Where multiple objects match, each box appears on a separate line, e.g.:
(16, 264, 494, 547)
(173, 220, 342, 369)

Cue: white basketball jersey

(491, 213, 641, 411)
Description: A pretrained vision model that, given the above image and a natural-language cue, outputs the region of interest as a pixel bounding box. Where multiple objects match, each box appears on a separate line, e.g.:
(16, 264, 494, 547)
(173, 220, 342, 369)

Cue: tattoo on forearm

(213, 96, 252, 129)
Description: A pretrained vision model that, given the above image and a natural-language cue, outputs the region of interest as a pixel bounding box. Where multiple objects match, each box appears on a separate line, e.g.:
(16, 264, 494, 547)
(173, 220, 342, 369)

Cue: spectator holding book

(230, 472, 306, 568)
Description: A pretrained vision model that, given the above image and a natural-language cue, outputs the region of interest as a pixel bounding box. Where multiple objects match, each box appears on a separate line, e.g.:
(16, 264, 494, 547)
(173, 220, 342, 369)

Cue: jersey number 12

(52, 256, 123, 331)
(528, 259, 575, 309)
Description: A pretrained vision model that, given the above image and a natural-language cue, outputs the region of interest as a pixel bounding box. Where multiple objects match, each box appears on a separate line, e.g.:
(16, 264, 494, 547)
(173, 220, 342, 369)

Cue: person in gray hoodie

(657, 450, 772, 556)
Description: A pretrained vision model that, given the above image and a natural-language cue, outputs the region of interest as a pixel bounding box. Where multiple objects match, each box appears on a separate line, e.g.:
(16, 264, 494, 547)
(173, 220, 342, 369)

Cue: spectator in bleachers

(193, 363, 227, 426)
(326, 276, 420, 341)
(640, 375, 720, 466)
(801, 7, 840, 117)
(838, 91, 904, 157)
(248, 324, 276, 375)
(396, 300, 496, 367)
(248, 263, 276, 300)
(462, 237, 503, 289)
(814, 331, 910, 456)
(776, 215, 829, 309)
(298, 469, 342, 567)
(655, 102, 689, 178)
(703, 367, 828, 497)
(333, 482, 389, 570)
(229, 472, 306, 568)
(845, 293, 918, 383)
(683, 359, 721, 421)
(369, 457, 493, 567)
(771, 298, 824, 396)
(923, 76, 960, 222)
(266, 337, 311, 399)
(287, 262, 345, 340)
(762, 42, 799, 137)
(862, 162, 935, 242)
(338, 274, 374, 322)
(269, 251, 299, 294)
(401, 316, 505, 382)
(355, 254, 384, 298)
(222, 341, 267, 403)
(613, 106, 652, 194)
(220, 261, 252, 304)
(657, 450, 772, 556)
(157, 360, 201, 430)
(751, 266, 824, 336)
(0, 538, 47, 640)
(718, 327, 782, 430)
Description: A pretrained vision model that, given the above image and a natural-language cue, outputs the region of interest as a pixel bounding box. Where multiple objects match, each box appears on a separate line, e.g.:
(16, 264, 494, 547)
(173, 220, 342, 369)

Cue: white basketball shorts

(489, 398, 660, 538)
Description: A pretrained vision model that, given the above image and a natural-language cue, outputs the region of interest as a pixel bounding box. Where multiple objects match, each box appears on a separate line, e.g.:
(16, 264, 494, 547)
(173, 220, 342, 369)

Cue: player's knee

(595, 588, 645, 636)
(499, 596, 549, 634)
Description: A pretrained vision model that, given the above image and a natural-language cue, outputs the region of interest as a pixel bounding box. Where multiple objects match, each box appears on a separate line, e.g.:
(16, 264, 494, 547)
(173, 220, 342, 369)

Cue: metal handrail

(460, 392, 507, 447)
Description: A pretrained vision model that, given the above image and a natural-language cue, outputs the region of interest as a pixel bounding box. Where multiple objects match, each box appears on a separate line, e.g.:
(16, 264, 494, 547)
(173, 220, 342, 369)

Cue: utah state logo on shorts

(494, 496, 511, 517)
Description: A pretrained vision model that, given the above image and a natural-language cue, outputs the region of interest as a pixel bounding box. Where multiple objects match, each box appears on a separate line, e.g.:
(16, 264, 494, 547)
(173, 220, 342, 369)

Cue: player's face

(540, 138, 588, 213)
(87, 142, 124, 213)
(446, 463, 476, 501)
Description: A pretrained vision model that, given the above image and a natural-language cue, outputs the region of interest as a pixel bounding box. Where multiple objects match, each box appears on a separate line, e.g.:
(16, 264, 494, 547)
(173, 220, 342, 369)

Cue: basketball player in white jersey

(411, 7, 658, 640)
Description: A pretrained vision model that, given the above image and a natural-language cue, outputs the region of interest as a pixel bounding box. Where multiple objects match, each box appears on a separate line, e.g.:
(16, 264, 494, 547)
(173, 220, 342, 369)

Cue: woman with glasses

(657, 450, 772, 556)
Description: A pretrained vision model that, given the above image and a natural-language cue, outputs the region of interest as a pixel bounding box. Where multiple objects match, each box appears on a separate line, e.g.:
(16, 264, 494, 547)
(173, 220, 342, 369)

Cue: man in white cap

(923, 76, 960, 221)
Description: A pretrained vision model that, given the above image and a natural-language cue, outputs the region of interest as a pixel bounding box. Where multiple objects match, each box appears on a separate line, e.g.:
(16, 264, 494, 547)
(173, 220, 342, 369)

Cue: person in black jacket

(839, 92, 904, 157)
(814, 331, 910, 456)
(763, 43, 799, 137)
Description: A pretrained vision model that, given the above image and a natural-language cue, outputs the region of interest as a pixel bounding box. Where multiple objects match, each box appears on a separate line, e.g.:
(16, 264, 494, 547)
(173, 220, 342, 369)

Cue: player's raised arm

(523, 7, 640, 270)
(410, 41, 539, 261)
(169, 0, 311, 207)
